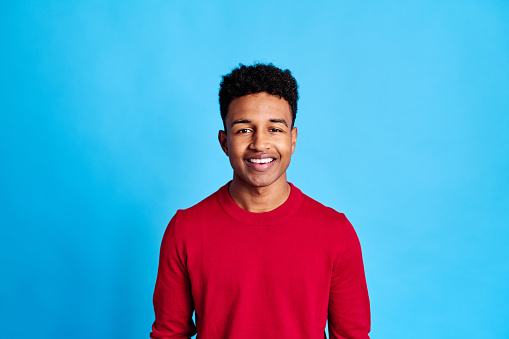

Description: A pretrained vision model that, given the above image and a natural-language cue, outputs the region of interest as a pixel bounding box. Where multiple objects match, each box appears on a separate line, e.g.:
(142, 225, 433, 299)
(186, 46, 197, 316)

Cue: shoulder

(293, 185, 359, 244)
(177, 187, 220, 218)
(293, 186, 360, 255)
(295, 185, 349, 225)
(168, 184, 227, 233)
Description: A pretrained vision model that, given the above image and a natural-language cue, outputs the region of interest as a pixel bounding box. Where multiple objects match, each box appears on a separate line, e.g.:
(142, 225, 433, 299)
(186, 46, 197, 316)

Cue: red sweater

(151, 183, 370, 339)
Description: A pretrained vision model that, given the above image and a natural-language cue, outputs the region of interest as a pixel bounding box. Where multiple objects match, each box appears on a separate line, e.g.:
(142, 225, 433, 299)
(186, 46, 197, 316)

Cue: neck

(228, 176, 291, 213)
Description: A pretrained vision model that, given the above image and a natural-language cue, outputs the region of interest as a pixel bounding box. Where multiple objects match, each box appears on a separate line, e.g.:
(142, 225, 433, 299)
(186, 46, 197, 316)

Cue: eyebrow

(231, 119, 288, 128)
(269, 119, 288, 127)
(231, 119, 251, 127)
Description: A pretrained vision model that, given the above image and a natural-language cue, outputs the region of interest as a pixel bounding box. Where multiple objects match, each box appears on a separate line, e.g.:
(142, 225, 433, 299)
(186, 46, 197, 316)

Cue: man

(151, 64, 371, 339)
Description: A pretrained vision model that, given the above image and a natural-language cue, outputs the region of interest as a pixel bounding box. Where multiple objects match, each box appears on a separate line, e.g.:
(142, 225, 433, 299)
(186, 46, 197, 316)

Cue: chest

(186, 222, 337, 296)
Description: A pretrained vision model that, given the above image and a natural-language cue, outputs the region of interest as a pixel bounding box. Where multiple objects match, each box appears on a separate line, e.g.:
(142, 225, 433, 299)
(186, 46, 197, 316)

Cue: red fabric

(151, 183, 370, 339)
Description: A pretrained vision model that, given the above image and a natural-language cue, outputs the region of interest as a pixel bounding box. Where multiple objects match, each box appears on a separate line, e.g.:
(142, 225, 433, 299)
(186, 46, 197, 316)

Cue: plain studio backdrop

(1, 1, 508, 338)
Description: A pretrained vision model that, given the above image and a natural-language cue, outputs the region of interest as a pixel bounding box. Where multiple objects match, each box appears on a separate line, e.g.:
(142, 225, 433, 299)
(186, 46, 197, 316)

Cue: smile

(247, 158, 275, 164)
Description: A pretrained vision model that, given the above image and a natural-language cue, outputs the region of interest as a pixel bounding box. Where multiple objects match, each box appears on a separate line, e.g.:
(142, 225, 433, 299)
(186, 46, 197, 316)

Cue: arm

(151, 214, 197, 339)
(328, 217, 371, 339)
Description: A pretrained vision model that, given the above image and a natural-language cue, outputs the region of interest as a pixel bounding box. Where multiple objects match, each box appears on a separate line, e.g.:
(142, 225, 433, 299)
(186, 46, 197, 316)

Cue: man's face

(218, 92, 297, 189)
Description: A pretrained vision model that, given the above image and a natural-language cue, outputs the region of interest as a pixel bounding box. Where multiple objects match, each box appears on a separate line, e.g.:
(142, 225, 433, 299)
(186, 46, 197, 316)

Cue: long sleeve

(151, 213, 197, 339)
(328, 217, 371, 339)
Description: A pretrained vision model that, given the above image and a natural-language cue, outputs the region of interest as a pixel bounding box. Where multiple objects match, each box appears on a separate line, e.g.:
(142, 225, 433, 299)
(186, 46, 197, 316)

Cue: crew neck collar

(217, 181, 304, 226)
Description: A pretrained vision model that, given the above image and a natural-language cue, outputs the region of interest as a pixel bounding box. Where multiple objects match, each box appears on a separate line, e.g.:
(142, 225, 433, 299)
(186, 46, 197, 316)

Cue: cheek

(282, 138, 294, 154)
(228, 140, 244, 159)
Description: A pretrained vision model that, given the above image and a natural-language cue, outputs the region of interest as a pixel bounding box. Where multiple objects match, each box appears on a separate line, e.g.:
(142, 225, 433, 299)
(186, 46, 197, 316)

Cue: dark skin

(218, 92, 298, 213)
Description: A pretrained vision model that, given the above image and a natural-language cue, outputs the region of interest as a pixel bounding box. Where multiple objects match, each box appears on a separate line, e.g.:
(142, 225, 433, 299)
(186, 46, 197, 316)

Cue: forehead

(227, 92, 292, 121)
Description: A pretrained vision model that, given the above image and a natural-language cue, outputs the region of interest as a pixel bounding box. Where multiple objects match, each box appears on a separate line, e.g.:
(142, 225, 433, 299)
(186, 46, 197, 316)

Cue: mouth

(246, 158, 276, 164)
(245, 156, 277, 171)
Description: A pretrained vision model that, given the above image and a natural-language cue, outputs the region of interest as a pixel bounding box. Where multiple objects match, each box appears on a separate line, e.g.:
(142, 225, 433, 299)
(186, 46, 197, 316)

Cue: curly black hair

(219, 63, 299, 130)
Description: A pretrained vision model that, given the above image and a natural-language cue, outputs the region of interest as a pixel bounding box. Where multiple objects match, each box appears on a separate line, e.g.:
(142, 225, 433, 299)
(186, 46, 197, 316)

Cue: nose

(249, 130, 271, 151)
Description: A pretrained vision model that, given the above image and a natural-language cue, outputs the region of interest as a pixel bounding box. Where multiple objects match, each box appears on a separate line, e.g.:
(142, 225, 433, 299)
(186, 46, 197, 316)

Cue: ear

(218, 129, 229, 156)
(291, 127, 298, 154)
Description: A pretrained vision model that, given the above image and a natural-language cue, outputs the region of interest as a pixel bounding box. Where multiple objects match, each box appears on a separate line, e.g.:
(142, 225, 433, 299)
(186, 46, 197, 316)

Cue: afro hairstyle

(219, 63, 299, 130)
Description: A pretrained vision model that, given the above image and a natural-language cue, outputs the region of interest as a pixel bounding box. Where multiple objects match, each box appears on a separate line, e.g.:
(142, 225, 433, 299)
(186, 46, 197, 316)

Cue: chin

(246, 180, 273, 188)
(242, 174, 284, 189)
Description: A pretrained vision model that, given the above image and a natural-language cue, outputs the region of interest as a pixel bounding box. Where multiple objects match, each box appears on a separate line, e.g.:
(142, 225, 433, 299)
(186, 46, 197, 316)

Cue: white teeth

(248, 158, 274, 164)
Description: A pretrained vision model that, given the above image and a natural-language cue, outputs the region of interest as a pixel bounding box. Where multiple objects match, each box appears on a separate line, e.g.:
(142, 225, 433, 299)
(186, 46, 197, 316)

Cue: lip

(244, 155, 277, 171)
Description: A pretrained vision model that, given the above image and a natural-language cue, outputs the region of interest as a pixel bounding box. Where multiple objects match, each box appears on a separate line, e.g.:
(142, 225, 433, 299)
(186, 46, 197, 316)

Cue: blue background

(1, 1, 508, 338)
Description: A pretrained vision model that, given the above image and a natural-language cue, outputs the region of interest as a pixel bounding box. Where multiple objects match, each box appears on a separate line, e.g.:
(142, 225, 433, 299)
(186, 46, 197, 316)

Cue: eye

(237, 128, 250, 134)
(269, 128, 283, 132)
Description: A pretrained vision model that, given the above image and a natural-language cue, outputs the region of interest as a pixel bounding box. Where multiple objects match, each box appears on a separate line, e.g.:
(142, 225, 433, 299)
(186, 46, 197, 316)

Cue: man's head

(219, 63, 299, 131)
(218, 63, 299, 190)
